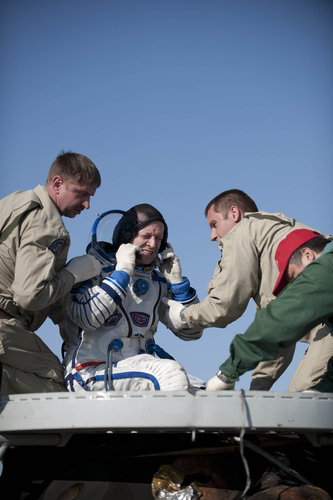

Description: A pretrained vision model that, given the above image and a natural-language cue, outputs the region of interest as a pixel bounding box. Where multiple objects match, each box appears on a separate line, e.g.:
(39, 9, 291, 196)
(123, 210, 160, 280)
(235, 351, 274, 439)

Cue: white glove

(115, 243, 140, 278)
(206, 373, 235, 391)
(157, 243, 183, 284)
(159, 297, 186, 331)
(65, 255, 102, 284)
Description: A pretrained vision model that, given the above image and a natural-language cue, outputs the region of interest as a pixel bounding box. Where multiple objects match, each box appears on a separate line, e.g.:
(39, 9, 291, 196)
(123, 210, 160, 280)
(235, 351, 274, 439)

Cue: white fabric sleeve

(65, 270, 130, 330)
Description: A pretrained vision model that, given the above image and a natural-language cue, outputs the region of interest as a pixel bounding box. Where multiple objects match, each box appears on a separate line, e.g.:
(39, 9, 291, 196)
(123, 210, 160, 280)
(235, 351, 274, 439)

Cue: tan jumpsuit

(0, 185, 74, 394)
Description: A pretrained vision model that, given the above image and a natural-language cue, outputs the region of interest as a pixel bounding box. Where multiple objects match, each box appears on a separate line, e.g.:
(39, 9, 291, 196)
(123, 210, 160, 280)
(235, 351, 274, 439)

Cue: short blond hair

(46, 151, 101, 188)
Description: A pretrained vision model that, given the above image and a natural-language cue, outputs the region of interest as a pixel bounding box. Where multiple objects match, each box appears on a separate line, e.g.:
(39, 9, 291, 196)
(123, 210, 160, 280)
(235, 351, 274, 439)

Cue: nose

(82, 198, 90, 210)
(149, 237, 157, 247)
(147, 236, 160, 249)
(210, 229, 217, 242)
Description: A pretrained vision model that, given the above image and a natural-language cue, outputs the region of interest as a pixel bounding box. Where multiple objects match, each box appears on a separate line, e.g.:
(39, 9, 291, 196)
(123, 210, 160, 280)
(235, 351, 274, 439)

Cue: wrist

(169, 279, 197, 305)
(108, 270, 130, 289)
(216, 371, 233, 384)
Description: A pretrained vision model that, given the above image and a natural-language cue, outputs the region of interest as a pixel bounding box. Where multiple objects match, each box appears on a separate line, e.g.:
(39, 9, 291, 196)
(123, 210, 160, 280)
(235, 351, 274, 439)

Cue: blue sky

(1, 0, 332, 391)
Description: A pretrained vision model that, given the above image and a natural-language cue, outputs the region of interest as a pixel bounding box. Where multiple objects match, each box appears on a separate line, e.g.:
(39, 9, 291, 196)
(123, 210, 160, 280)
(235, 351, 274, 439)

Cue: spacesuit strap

(145, 339, 175, 360)
(153, 344, 175, 360)
(64, 371, 89, 392)
(152, 271, 167, 283)
(104, 339, 124, 391)
(0, 205, 39, 244)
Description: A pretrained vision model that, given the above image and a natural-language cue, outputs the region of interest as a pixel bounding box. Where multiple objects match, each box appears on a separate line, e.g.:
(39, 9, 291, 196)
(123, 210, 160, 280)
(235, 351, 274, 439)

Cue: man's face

(131, 221, 164, 266)
(206, 205, 238, 242)
(57, 181, 96, 218)
(285, 248, 317, 283)
(285, 262, 306, 283)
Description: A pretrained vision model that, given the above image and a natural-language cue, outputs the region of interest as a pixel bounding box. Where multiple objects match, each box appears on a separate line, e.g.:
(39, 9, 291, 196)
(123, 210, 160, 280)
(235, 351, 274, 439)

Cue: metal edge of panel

(0, 391, 332, 436)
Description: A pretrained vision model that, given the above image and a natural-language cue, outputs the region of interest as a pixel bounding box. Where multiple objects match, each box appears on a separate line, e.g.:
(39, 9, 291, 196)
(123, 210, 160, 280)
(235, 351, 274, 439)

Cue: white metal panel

(0, 390, 332, 435)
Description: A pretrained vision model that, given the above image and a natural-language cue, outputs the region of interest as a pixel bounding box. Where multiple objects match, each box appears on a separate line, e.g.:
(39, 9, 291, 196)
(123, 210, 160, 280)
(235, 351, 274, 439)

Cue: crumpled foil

(152, 464, 202, 500)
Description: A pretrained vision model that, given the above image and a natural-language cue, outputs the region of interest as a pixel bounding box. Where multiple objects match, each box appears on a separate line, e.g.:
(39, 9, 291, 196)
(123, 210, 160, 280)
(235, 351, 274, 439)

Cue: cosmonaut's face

(131, 221, 165, 266)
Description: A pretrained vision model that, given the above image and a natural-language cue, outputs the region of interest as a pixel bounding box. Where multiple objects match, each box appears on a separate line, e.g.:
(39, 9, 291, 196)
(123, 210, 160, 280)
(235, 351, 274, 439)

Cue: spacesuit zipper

(151, 282, 162, 329)
(119, 303, 133, 337)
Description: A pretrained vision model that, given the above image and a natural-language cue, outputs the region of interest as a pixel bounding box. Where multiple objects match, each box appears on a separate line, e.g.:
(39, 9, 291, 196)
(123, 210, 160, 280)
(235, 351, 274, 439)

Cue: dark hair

(289, 236, 330, 266)
(112, 203, 168, 252)
(46, 151, 101, 188)
(205, 189, 258, 218)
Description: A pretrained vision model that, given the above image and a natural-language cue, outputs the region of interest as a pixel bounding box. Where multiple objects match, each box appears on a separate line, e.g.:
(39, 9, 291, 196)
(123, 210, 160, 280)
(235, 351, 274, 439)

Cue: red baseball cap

(273, 229, 321, 296)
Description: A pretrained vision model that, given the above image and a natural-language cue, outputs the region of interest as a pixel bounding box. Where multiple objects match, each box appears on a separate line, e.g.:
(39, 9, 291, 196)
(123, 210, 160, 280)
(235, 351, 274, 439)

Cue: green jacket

(220, 242, 333, 391)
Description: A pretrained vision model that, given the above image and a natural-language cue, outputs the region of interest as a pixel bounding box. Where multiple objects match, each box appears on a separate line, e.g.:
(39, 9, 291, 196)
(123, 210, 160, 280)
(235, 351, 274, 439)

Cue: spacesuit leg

(108, 354, 189, 391)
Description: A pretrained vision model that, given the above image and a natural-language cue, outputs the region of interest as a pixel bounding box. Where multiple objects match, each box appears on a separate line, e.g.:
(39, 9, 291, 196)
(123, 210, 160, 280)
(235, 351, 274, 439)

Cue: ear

(52, 176, 64, 194)
(300, 247, 317, 264)
(229, 205, 242, 222)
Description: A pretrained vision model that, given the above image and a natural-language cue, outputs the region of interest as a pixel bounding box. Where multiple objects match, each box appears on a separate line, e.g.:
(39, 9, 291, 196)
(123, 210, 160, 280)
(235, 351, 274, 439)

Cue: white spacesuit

(63, 205, 203, 392)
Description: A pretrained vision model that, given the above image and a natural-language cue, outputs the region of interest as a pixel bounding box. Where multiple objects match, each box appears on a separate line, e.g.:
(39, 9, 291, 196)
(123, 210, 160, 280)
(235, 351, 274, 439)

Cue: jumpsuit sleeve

(219, 253, 333, 381)
(65, 270, 130, 330)
(11, 210, 73, 311)
(182, 226, 260, 329)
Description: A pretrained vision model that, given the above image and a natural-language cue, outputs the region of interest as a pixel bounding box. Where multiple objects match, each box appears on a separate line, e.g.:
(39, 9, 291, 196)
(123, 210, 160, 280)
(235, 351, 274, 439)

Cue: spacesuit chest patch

(48, 238, 66, 254)
(104, 311, 122, 326)
(130, 312, 150, 327)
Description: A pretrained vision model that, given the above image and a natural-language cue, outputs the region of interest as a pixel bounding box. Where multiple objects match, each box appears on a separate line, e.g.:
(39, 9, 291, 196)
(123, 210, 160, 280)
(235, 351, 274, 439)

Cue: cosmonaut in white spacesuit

(62, 204, 203, 391)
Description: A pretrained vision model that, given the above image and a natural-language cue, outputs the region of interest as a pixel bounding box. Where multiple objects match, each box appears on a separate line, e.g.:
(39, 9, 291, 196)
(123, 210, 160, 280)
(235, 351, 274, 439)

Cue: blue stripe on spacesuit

(65, 371, 89, 392)
(168, 279, 197, 303)
(64, 373, 75, 391)
(107, 279, 127, 298)
(102, 264, 115, 273)
(100, 271, 130, 300)
(72, 292, 98, 329)
(76, 301, 85, 328)
(152, 273, 167, 283)
(92, 372, 161, 390)
(71, 331, 83, 368)
(100, 281, 123, 305)
(66, 332, 94, 391)
(177, 288, 197, 304)
(110, 270, 130, 288)
(86, 288, 110, 326)
(72, 288, 110, 329)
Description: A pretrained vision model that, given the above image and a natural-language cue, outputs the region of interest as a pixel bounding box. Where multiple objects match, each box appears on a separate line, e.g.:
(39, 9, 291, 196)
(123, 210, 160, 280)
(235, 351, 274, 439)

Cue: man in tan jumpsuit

(160, 189, 333, 391)
(0, 152, 103, 394)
